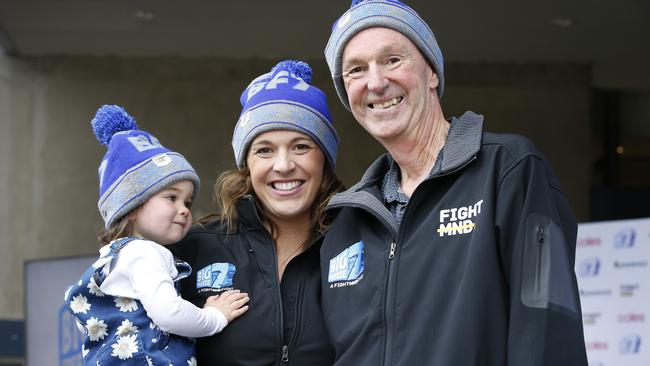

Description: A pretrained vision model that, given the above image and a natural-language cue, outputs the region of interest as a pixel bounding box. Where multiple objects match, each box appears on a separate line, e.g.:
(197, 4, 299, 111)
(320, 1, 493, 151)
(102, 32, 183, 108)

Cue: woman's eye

(254, 147, 273, 156)
(293, 144, 312, 154)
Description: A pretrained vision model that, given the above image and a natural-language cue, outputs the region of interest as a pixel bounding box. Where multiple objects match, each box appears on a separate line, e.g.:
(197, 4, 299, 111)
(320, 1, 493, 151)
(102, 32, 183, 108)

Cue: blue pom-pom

(91, 105, 138, 145)
(273, 60, 312, 85)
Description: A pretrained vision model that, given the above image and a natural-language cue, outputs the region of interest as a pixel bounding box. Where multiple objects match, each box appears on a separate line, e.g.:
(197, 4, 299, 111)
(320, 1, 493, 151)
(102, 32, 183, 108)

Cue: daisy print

(70, 294, 91, 314)
(114, 297, 138, 312)
(87, 277, 105, 297)
(85, 317, 108, 341)
(115, 319, 138, 336)
(111, 334, 139, 360)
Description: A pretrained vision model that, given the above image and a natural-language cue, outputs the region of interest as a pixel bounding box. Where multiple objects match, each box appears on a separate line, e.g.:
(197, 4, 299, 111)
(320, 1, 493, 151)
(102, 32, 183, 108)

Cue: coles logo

(618, 313, 645, 323)
(586, 341, 608, 351)
(577, 237, 602, 247)
(613, 228, 636, 249)
(619, 334, 641, 354)
(577, 257, 601, 277)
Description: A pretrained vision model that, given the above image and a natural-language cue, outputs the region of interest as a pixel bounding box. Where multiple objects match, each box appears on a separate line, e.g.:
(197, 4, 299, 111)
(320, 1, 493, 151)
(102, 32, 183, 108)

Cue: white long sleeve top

(97, 238, 227, 337)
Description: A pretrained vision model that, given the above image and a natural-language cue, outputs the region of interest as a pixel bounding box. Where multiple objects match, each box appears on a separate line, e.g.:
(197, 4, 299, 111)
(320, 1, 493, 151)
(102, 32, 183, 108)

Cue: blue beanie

(92, 105, 200, 228)
(232, 60, 339, 169)
(324, 0, 445, 110)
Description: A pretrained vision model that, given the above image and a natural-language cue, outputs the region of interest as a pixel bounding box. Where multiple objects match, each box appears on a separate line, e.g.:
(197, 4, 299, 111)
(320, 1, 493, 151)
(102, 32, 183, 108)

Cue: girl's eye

(185, 201, 193, 209)
(166, 195, 177, 202)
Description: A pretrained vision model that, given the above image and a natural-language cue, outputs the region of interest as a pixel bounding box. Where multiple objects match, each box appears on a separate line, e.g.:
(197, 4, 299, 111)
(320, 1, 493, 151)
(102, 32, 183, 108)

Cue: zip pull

(388, 242, 396, 260)
(281, 344, 289, 363)
(537, 226, 545, 244)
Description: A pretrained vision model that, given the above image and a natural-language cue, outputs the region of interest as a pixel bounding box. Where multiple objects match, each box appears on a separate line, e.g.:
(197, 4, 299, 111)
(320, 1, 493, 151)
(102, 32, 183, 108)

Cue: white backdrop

(576, 218, 650, 366)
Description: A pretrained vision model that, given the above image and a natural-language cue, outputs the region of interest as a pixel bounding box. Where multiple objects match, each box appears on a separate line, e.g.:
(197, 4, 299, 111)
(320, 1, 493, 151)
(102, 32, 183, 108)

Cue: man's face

(341, 27, 439, 144)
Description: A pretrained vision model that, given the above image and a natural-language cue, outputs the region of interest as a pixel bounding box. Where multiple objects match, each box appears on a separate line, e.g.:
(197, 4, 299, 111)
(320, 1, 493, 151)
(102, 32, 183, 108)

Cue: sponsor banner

(577, 218, 650, 365)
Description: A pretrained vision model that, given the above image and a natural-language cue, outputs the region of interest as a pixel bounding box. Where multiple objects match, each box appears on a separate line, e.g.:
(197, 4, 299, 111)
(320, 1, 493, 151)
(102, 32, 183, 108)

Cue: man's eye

(344, 66, 364, 78)
(387, 57, 401, 64)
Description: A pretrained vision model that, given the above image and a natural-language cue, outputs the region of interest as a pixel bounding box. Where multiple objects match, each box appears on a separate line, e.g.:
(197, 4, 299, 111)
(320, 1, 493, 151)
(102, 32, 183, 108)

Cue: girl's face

(131, 180, 194, 245)
(246, 130, 325, 225)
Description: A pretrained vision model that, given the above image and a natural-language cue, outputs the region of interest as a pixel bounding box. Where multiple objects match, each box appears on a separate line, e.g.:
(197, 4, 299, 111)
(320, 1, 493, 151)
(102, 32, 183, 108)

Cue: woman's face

(246, 130, 325, 224)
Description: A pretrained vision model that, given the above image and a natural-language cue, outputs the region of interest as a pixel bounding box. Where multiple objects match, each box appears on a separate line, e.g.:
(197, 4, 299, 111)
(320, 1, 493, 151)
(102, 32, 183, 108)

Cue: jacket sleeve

(495, 154, 588, 366)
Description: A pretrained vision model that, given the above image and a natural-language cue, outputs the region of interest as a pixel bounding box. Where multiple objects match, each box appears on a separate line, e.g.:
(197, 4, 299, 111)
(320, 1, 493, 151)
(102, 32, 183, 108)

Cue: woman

(173, 60, 343, 365)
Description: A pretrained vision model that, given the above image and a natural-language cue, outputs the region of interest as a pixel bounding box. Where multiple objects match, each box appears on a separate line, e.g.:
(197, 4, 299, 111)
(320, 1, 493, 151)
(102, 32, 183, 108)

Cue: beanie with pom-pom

(232, 60, 339, 168)
(92, 105, 200, 228)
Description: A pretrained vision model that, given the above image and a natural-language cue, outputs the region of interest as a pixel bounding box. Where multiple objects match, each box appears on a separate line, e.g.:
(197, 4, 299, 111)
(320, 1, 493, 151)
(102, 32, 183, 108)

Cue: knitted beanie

(232, 60, 339, 168)
(92, 105, 200, 228)
(324, 0, 445, 110)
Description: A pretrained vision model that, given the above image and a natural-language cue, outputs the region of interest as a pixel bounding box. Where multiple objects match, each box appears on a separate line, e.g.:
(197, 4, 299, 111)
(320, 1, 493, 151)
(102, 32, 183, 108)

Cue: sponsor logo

(620, 283, 640, 297)
(577, 257, 601, 277)
(577, 237, 602, 247)
(437, 199, 483, 237)
(586, 341, 608, 351)
(196, 262, 236, 292)
(152, 153, 171, 167)
(58, 305, 83, 365)
(613, 228, 636, 249)
(614, 260, 648, 269)
(127, 134, 163, 152)
(618, 313, 645, 323)
(619, 334, 641, 354)
(580, 289, 612, 297)
(328, 241, 365, 288)
(583, 312, 602, 325)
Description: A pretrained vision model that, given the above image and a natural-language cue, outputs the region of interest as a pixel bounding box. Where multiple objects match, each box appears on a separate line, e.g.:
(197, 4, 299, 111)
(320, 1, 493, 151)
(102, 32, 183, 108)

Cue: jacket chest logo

(196, 262, 236, 292)
(327, 241, 365, 288)
(437, 199, 483, 237)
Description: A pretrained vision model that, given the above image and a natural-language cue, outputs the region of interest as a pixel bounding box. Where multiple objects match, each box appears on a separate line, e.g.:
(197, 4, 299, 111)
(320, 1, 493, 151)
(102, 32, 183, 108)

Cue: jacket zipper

(383, 241, 397, 366)
(536, 225, 545, 294)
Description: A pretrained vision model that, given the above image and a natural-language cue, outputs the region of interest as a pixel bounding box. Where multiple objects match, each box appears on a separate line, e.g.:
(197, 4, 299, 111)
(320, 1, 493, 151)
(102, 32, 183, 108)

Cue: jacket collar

(332, 111, 484, 201)
(235, 195, 266, 230)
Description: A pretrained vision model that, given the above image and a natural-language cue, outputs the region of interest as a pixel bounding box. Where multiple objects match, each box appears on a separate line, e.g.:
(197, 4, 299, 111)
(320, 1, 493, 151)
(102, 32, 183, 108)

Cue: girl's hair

(98, 213, 134, 246)
(200, 164, 344, 238)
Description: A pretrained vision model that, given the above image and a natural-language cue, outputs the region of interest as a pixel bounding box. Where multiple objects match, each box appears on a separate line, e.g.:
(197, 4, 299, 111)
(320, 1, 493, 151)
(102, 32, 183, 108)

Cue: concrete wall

(0, 56, 591, 319)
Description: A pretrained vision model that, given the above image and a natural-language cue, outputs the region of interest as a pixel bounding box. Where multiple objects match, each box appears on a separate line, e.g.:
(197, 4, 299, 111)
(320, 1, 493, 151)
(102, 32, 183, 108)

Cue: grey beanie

(324, 0, 445, 110)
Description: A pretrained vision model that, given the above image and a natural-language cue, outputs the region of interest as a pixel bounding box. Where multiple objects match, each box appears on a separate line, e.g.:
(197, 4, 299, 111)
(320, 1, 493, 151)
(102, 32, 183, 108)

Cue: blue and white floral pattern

(64, 237, 196, 365)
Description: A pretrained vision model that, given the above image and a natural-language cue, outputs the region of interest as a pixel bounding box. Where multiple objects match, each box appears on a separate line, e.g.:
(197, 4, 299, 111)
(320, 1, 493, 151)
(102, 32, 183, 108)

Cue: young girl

(64, 105, 249, 365)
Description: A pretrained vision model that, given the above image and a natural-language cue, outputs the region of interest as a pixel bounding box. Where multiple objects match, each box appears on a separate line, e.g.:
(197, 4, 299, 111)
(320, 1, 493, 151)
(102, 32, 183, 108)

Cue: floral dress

(64, 237, 196, 365)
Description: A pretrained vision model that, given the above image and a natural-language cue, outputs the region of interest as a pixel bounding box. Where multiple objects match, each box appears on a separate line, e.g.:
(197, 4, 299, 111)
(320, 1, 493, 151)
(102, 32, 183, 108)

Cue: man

(319, 0, 588, 365)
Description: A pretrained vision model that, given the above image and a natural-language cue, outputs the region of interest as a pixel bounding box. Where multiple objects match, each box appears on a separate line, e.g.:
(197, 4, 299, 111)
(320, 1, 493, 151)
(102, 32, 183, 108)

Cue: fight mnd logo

(328, 241, 364, 288)
(437, 199, 483, 237)
(59, 304, 83, 365)
(197, 263, 236, 292)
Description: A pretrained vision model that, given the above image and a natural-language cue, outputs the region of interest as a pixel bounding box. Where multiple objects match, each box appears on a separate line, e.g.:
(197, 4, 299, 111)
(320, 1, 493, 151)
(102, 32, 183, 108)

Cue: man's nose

(366, 64, 389, 93)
